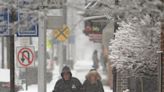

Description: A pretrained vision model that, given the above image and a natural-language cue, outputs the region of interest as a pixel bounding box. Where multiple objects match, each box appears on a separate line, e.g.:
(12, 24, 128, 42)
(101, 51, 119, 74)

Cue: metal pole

(6, 37, 10, 69)
(63, 0, 67, 65)
(9, 7, 16, 92)
(113, 0, 119, 92)
(1, 37, 4, 68)
(58, 43, 64, 73)
(26, 68, 28, 90)
(58, 0, 67, 72)
(38, 11, 47, 92)
(9, 35, 15, 92)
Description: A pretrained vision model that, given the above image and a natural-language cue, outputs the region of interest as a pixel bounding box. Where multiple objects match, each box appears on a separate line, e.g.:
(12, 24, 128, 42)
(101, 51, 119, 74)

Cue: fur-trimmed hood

(85, 69, 101, 81)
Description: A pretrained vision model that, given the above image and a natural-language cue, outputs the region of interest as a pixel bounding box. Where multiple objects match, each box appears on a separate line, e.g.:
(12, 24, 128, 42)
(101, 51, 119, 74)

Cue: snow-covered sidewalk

(18, 60, 113, 92)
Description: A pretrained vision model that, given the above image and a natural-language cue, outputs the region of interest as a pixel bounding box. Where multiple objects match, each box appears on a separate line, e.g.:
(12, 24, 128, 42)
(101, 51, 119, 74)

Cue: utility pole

(38, 8, 47, 92)
(9, 35, 15, 92)
(9, 7, 16, 92)
(58, 0, 67, 72)
(63, 0, 67, 66)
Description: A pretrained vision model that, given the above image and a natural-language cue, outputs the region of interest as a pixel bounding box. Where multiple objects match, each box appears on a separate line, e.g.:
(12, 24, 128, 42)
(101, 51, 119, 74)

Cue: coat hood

(86, 69, 101, 81)
(61, 66, 72, 78)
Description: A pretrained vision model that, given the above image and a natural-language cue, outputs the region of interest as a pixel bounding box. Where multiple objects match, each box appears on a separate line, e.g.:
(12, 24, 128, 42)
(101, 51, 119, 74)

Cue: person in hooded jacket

(83, 69, 104, 92)
(52, 66, 82, 92)
(92, 50, 99, 69)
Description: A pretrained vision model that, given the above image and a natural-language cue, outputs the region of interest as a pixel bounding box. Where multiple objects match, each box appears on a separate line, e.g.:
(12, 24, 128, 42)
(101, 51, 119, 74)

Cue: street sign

(89, 34, 102, 43)
(16, 46, 35, 68)
(53, 25, 70, 42)
(0, 7, 10, 36)
(18, 37, 30, 46)
(16, 11, 38, 37)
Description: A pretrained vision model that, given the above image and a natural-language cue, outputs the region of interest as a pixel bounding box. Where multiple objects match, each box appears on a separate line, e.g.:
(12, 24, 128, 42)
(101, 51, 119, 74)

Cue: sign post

(38, 11, 46, 92)
(9, 34, 15, 92)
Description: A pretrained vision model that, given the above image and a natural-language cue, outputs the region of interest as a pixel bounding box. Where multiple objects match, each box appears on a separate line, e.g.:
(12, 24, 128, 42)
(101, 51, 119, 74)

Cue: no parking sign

(16, 46, 35, 68)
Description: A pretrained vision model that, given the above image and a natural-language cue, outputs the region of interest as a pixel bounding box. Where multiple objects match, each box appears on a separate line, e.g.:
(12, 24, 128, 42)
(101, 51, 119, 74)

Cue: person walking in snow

(92, 50, 99, 69)
(52, 66, 82, 92)
(100, 52, 107, 73)
(83, 69, 104, 92)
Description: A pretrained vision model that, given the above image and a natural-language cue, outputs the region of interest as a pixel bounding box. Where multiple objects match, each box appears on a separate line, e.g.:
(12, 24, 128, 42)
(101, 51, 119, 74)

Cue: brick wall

(116, 71, 129, 92)
(161, 19, 164, 92)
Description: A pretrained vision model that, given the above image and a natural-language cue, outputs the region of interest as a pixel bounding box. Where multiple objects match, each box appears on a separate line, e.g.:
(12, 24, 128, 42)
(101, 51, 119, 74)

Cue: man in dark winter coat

(52, 66, 82, 92)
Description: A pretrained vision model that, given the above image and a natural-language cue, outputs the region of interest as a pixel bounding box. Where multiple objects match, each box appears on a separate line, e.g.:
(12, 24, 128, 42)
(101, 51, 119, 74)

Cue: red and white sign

(89, 34, 102, 43)
(16, 46, 35, 68)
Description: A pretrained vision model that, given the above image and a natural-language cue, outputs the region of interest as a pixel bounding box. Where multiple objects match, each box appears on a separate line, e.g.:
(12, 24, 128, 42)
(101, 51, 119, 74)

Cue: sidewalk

(18, 60, 113, 92)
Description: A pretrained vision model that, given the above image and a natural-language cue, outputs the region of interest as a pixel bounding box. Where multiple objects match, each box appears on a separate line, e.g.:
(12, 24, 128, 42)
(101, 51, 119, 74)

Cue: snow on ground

(18, 60, 113, 92)
(104, 86, 113, 92)
(0, 69, 10, 82)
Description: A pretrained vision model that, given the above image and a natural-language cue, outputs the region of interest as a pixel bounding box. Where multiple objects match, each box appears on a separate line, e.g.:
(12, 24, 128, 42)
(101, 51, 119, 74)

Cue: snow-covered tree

(109, 19, 160, 76)
(102, 0, 163, 76)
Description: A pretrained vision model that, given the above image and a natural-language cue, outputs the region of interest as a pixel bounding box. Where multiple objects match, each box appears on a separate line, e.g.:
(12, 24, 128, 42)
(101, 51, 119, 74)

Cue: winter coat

(52, 77, 82, 92)
(53, 66, 82, 92)
(83, 80, 104, 92)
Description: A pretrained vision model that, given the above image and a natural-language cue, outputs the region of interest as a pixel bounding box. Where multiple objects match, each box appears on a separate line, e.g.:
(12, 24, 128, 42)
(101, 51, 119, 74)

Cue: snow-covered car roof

(0, 69, 10, 82)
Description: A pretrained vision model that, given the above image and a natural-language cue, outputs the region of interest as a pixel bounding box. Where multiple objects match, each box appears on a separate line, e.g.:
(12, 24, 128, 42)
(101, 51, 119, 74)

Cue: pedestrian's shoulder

(97, 79, 102, 83)
(72, 77, 80, 81)
(97, 80, 103, 85)
(71, 77, 81, 82)
(56, 78, 64, 84)
(83, 79, 89, 84)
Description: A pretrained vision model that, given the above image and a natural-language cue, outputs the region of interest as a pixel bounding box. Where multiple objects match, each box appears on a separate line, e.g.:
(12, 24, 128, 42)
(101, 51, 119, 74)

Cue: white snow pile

(0, 69, 10, 82)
